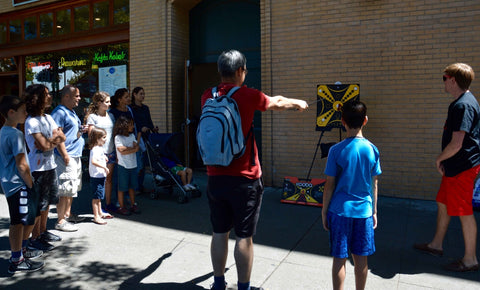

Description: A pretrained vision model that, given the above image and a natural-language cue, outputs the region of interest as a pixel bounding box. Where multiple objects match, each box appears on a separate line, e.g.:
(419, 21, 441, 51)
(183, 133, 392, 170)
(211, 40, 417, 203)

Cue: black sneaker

(8, 258, 44, 274)
(23, 247, 43, 259)
(29, 238, 54, 252)
(41, 230, 62, 242)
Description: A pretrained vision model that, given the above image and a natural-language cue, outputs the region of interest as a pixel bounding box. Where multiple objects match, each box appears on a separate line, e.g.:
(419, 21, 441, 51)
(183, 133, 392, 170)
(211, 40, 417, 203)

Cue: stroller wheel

(177, 194, 188, 204)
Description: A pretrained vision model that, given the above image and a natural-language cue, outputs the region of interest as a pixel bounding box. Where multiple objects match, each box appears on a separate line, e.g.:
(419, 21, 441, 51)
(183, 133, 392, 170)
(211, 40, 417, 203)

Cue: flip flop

(92, 219, 107, 225)
(444, 259, 479, 272)
(413, 243, 443, 257)
(101, 214, 114, 219)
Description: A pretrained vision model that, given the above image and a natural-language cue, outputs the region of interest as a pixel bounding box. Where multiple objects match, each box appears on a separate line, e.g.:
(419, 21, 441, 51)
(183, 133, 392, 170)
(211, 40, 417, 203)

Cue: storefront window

(0, 21, 6, 44)
(0, 57, 17, 72)
(9, 19, 21, 43)
(74, 5, 90, 32)
(114, 0, 129, 24)
(56, 9, 71, 35)
(24, 16, 37, 40)
(94, 1, 109, 28)
(40, 13, 53, 38)
(26, 43, 129, 112)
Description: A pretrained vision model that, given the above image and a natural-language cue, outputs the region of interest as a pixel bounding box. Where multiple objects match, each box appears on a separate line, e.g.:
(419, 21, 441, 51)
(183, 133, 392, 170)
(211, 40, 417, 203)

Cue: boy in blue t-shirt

(322, 100, 382, 290)
(0, 95, 45, 274)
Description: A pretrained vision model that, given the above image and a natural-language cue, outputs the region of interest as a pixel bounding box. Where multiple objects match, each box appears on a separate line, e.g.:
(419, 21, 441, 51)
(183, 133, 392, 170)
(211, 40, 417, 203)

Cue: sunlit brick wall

(261, 0, 480, 199)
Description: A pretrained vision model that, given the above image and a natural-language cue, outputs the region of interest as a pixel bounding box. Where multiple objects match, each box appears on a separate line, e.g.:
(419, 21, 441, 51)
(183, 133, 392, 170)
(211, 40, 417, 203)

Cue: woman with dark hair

(109, 88, 131, 121)
(24, 84, 66, 249)
(130, 87, 158, 136)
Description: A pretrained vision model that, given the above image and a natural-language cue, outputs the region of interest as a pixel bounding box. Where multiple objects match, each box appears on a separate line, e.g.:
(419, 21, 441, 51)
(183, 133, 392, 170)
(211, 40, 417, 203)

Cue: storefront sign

(28, 61, 51, 69)
(13, 0, 39, 6)
(59, 57, 87, 67)
(94, 51, 127, 64)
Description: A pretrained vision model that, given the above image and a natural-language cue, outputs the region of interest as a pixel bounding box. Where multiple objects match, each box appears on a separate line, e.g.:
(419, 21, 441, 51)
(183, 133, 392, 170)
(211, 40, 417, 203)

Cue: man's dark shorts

(33, 169, 59, 212)
(7, 186, 37, 226)
(207, 175, 264, 238)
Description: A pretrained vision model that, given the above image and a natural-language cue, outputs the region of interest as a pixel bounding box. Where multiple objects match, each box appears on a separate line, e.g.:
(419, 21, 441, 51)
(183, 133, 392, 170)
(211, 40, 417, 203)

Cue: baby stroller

(144, 132, 201, 203)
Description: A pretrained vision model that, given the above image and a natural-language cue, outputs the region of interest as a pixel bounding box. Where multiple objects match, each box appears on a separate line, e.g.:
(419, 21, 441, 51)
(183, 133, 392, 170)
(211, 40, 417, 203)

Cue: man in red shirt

(202, 50, 308, 290)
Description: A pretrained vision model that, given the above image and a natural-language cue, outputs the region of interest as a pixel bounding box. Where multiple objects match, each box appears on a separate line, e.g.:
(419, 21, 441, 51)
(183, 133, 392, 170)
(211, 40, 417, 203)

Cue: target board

(316, 84, 360, 131)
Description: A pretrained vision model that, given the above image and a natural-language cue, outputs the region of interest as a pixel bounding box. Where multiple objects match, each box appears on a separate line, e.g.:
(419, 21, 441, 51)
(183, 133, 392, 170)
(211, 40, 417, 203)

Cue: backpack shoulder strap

(211, 86, 240, 98)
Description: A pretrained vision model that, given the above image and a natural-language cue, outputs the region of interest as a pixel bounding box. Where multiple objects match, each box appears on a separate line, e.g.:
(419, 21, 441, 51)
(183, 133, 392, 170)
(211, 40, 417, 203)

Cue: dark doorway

(188, 0, 261, 168)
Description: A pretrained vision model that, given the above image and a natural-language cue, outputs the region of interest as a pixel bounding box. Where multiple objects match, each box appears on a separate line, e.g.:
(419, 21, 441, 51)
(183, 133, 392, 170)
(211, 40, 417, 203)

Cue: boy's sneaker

(116, 207, 131, 216)
(8, 258, 44, 274)
(65, 214, 86, 223)
(29, 238, 54, 252)
(55, 221, 78, 232)
(41, 230, 62, 242)
(183, 185, 192, 191)
(23, 247, 43, 259)
(131, 204, 141, 214)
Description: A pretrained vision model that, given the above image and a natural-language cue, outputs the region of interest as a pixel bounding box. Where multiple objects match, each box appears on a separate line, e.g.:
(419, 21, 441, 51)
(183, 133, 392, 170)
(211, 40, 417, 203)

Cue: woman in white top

(85, 91, 115, 216)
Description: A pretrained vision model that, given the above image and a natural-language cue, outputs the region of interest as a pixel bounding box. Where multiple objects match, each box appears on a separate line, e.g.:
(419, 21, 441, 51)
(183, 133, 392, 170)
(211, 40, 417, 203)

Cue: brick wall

(260, 0, 480, 199)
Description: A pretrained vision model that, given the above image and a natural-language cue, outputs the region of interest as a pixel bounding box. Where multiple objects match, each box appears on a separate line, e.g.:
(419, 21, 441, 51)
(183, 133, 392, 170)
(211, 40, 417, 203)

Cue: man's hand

(373, 213, 378, 229)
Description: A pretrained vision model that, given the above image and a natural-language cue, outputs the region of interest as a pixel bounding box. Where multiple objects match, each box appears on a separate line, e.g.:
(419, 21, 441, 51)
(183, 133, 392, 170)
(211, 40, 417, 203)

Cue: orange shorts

(436, 165, 480, 216)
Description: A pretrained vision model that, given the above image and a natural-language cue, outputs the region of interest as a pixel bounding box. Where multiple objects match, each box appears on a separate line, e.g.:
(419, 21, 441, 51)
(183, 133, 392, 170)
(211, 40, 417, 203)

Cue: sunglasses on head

(443, 75, 452, 82)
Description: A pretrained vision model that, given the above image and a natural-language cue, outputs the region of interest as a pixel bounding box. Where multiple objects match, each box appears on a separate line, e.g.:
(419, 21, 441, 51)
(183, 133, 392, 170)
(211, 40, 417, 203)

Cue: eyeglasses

(443, 75, 452, 82)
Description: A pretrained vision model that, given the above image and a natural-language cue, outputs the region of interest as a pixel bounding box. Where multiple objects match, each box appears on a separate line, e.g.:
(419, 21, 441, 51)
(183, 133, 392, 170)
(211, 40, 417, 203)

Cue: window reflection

(74, 5, 89, 32)
(40, 13, 53, 38)
(56, 9, 71, 35)
(9, 19, 21, 42)
(94, 1, 109, 28)
(24, 16, 37, 40)
(114, 0, 129, 25)
(0, 21, 6, 44)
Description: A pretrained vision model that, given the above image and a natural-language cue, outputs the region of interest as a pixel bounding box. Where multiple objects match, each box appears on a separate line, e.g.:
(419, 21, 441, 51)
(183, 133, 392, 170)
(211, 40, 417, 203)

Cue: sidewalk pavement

(1, 170, 480, 289)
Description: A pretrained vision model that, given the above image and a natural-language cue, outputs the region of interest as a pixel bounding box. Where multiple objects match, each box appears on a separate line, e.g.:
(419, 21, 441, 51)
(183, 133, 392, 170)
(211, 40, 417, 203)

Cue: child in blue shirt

(0, 95, 45, 274)
(322, 100, 381, 290)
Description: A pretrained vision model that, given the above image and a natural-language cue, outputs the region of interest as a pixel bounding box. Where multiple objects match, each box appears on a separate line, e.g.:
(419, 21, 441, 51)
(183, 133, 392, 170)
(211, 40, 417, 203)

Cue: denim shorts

(117, 165, 138, 192)
(207, 175, 264, 238)
(90, 177, 106, 200)
(106, 151, 116, 165)
(7, 186, 37, 226)
(327, 212, 375, 258)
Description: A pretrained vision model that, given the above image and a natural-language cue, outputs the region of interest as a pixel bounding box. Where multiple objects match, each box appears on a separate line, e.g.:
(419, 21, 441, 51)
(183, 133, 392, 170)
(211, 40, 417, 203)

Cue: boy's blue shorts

(327, 212, 375, 259)
(117, 165, 138, 192)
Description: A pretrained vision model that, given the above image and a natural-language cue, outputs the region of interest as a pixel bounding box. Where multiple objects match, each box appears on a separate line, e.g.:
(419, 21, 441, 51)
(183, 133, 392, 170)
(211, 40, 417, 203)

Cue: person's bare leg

(429, 202, 450, 250)
(31, 216, 41, 239)
(332, 257, 347, 290)
(211, 232, 229, 277)
(105, 163, 114, 205)
(56, 196, 68, 224)
(118, 191, 125, 208)
(40, 206, 49, 233)
(352, 254, 368, 290)
(235, 236, 254, 283)
(9, 224, 24, 253)
(64, 196, 73, 218)
(186, 168, 193, 184)
(459, 214, 478, 266)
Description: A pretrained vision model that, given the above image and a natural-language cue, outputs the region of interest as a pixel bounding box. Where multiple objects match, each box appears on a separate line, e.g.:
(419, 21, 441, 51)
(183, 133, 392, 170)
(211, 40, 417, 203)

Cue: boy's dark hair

(88, 126, 107, 150)
(25, 84, 48, 117)
(341, 100, 367, 129)
(0, 95, 25, 121)
(113, 114, 133, 137)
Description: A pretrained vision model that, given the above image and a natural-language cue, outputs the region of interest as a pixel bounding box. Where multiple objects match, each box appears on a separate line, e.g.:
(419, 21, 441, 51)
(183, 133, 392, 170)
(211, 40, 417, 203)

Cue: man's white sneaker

(55, 221, 78, 232)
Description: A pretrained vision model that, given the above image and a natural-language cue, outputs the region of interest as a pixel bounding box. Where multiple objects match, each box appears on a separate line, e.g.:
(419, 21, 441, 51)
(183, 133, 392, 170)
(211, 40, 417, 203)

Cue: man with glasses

(414, 63, 480, 272)
(202, 50, 308, 290)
